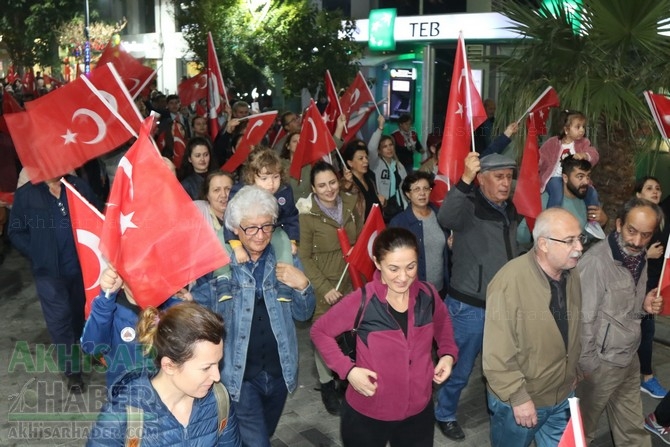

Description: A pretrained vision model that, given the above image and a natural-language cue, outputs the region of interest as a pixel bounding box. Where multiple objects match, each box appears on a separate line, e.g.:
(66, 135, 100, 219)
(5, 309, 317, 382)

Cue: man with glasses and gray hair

(483, 208, 584, 446)
(576, 197, 665, 445)
(217, 185, 315, 447)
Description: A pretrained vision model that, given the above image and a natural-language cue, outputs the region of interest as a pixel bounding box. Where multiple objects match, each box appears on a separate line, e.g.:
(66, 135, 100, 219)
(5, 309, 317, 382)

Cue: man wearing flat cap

(435, 152, 521, 440)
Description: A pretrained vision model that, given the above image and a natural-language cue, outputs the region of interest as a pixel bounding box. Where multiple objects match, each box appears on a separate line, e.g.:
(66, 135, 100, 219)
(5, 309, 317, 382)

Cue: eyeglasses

(409, 186, 432, 193)
(545, 234, 588, 246)
(239, 223, 276, 236)
(56, 200, 67, 217)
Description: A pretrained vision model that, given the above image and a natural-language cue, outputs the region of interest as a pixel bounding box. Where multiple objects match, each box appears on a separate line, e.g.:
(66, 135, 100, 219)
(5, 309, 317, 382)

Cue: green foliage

(1, 0, 81, 68)
(492, 0, 670, 152)
(173, 0, 362, 97)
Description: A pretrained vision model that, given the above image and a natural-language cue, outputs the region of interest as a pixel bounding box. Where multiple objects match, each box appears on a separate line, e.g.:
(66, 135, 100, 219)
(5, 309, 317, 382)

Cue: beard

(566, 181, 588, 199)
(616, 231, 644, 256)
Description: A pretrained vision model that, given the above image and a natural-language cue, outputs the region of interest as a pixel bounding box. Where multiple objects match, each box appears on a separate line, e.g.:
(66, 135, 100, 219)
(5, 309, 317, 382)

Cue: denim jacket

(196, 246, 315, 401)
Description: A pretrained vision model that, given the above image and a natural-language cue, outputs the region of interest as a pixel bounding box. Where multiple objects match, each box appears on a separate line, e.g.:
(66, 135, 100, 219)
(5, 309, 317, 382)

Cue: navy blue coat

(8, 175, 101, 276)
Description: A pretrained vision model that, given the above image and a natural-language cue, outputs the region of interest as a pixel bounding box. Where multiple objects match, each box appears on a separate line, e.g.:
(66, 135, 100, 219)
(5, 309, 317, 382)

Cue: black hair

(310, 160, 338, 187)
(560, 154, 592, 176)
(372, 227, 419, 262)
(634, 176, 661, 195)
(401, 171, 434, 195)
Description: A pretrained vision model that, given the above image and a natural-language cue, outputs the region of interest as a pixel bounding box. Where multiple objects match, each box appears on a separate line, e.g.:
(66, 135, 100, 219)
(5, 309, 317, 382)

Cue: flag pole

(516, 86, 554, 124)
(335, 263, 349, 292)
(643, 91, 669, 140)
(327, 69, 348, 133)
(459, 32, 477, 153)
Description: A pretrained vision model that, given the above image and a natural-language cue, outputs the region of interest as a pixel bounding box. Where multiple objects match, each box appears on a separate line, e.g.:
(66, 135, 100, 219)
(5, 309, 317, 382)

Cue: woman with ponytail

(87, 302, 241, 446)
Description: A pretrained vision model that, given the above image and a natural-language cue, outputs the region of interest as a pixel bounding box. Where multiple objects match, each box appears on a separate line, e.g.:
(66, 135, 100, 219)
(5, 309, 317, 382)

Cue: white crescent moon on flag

(246, 119, 264, 140)
(174, 135, 186, 148)
(307, 117, 318, 143)
(73, 108, 107, 145)
(98, 90, 118, 112)
(367, 230, 379, 260)
(350, 89, 360, 105)
(197, 75, 207, 89)
(664, 115, 670, 125)
(126, 78, 140, 92)
(76, 229, 108, 291)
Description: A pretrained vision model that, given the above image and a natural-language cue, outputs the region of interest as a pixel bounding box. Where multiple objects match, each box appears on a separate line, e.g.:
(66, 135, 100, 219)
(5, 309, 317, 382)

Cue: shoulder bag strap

(125, 405, 143, 447)
(212, 382, 231, 435)
(353, 286, 366, 330)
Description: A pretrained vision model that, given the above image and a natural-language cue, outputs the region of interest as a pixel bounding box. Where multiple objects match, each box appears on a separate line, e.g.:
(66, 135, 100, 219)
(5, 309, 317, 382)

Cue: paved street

(1, 246, 669, 446)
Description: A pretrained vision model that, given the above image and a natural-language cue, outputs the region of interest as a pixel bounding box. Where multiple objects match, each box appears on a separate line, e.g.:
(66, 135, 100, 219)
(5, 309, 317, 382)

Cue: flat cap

(480, 153, 517, 173)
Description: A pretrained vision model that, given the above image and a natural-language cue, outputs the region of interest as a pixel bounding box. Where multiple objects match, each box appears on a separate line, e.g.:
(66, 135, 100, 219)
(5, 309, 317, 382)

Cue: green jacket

(298, 192, 362, 317)
(483, 250, 582, 408)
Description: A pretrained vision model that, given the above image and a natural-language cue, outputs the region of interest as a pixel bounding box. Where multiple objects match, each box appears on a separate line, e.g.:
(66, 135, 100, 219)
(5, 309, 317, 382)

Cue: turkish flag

(290, 100, 337, 180)
(43, 74, 64, 88)
(339, 72, 376, 143)
(323, 70, 342, 133)
(178, 71, 208, 106)
(523, 86, 560, 136)
(222, 110, 278, 172)
(97, 41, 155, 99)
(271, 126, 286, 148)
(207, 32, 229, 141)
(63, 179, 108, 319)
(6, 65, 18, 84)
(100, 116, 230, 308)
(0, 91, 24, 134)
(172, 120, 188, 169)
(348, 204, 385, 281)
(558, 398, 586, 447)
(438, 33, 487, 185)
(644, 91, 670, 139)
(429, 174, 450, 207)
(22, 68, 35, 95)
(84, 62, 143, 132)
(513, 114, 543, 232)
(5, 75, 136, 184)
(660, 233, 670, 315)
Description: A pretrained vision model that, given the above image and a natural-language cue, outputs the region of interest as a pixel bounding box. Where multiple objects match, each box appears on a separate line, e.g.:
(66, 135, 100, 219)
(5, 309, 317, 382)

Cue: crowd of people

(2, 77, 670, 447)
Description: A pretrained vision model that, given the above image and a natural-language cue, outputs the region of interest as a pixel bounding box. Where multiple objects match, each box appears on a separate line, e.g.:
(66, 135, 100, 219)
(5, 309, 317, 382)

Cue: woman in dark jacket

(340, 139, 383, 220)
(390, 171, 450, 294)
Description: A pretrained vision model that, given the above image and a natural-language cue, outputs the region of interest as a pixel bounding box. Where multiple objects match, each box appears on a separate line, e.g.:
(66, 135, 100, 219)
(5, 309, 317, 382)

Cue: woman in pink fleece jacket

(311, 227, 458, 447)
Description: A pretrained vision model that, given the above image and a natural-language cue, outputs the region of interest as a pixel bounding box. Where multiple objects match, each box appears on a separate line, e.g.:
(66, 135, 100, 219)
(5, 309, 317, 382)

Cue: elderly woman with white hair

(216, 185, 315, 447)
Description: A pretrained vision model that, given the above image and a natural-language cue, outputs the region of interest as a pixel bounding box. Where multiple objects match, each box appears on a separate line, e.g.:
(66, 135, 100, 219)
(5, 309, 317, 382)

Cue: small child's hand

(233, 244, 250, 263)
(573, 153, 588, 160)
(291, 241, 298, 255)
(100, 267, 123, 295)
(175, 288, 194, 301)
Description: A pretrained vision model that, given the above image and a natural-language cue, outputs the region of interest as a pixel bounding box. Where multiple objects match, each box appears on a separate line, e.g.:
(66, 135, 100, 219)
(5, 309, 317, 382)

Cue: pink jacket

(538, 136, 599, 191)
(310, 274, 458, 421)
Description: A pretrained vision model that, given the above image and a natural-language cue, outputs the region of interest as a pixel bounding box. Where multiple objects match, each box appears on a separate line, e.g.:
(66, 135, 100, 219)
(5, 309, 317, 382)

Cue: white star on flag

(61, 129, 77, 144)
(120, 211, 138, 235)
(455, 102, 464, 117)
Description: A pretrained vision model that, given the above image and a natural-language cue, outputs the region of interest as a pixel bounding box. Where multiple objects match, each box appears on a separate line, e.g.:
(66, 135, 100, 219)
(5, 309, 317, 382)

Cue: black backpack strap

(353, 286, 366, 330)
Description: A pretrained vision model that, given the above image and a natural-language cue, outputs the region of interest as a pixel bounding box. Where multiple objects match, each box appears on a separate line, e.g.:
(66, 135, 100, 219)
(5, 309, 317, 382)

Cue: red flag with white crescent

(323, 70, 342, 133)
(84, 62, 143, 132)
(100, 116, 230, 308)
(644, 91, 670, 139)
(513, 114, 543, 232)
(522, 86, 560, 136)
(178, 71, 208, 106)
(172, 120, 188, 169)
(5, 75, 136, 184)
(348, 204, 385, 281)
(221, 110, 278, 172)
(97, 41, 156, 99)
(438, 33, 487, 184)
(339, 72, 376, 143)
(290, 100, 337, 180)
(207, 32, 229, 141)
(62, 178, 108, 318)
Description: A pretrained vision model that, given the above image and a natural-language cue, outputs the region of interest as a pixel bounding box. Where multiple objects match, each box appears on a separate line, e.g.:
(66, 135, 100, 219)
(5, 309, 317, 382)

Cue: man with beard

(517, 155, 607, 246)
(483, 208, 584, 446)
(576, 197, 665, 445)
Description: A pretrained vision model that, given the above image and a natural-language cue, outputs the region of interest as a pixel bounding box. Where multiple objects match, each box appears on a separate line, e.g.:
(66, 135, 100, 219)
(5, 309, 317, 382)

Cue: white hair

(224, 185, 278, 231)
